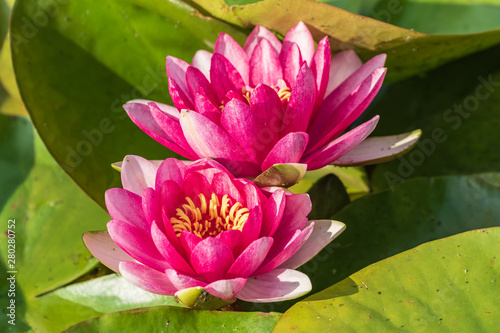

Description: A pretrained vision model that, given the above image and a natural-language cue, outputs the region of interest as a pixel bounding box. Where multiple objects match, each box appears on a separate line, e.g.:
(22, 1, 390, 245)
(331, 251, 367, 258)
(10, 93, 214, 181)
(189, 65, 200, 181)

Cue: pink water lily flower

(124, 22, 396, 178)
(84, 155, 345, 304)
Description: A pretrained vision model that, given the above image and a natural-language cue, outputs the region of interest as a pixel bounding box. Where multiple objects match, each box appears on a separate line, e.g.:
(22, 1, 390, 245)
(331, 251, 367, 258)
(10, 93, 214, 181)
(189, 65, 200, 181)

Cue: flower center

(170, 193, 249, 238)
(277, 87, 291, 102)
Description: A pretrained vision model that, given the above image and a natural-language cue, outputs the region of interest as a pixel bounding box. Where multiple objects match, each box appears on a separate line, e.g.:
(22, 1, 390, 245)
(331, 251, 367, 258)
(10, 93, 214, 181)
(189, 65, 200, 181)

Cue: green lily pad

(0, 115, 109, 333)
(63, 305, 282, 333)
(274, 227, 500, 332)
(10, 0, 247, 208)
(192, 0, 500, 81)
(25, 274, 181, 332)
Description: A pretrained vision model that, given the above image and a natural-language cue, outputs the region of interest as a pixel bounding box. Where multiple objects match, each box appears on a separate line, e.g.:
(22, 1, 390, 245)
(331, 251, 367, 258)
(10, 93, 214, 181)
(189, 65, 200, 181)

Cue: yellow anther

(277, 87, 292, 102)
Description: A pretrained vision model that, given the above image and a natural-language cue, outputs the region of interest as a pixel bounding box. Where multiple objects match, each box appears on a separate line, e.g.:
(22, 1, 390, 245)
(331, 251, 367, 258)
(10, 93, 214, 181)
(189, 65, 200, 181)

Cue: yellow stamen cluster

(277, 87, 291, 102)
(170, 193, 249, 238)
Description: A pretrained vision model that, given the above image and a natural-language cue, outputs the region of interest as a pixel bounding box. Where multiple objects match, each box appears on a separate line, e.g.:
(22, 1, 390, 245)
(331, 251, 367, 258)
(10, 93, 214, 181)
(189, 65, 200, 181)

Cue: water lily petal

(180, 109, 248, 158)
(168, 77, 195, 110)
(237, 206, 263, 254)
(179, 230, 203, 254)
(166, 56, 191, 101)
(120, 155, 157, 195)
(83, 231, 134, 273)
(280, 21, 315, 65)
(216, 229, 242, 256)
(186, 66, 217, 103)
(279, 220, 346, 269)
(123, 101, 196, 159)
(227, 237, 274, 278)
(151, 221, 195, 275)
(155, 158, 186, 189)
(261, 132, 309, 172)
(191, 50, 212, 80)
(105, 188, 149, 234)
(165, 269, 207, 290)
(236, 268, 311, 302)
(221, 98, 273, 163)
(205, 278, 247, 301)
(311, 36, 331, 111)
(260, 189, 286, 237)
(119, 261, 177, 295)
(326, 49, 363, 96)
(158, 180, 183, 221)
(250, 39, 283, 87)
(281, 63, 316, 136)
(108, 220, 171, 272)
(255, 223, 314, 275)
(282, 42, 303, 87)
(191, 237, 235, 282)
(215, 33, 250, 86)
(249, 84, 283, 148)
(279, 192, 311, 234)
(333, 129, 422, 166)
(210, 53, 245, 103)
(212, 171, 244, 203)
(142, 187, 161, 228)
(307, 67, 386, 152)
(302, 115, 380, 170)
(244, 25, 281, 58)
(193, 93, 221, 125)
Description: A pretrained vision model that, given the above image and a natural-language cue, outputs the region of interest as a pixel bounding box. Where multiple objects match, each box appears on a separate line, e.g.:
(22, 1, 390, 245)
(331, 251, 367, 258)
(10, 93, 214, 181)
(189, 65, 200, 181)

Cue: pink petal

(216, 230, 242, 256)
(151, 221, 195, 275)
(236, 206, 263, 255)
(158, 180, 183, 221)
(278, 192, 311, 235)
(311, 36, 331, 111)
(186, 66, 217, 103)
(180, 230, 203, 255)
(193, 93, 221, 125)
(326, 50, 363, 96)
(282, 43, 303, 87)
(211, 172, 244, 203)
(108, 220, 171, 272)
(221, 98, 274, 163)
(307, 68, 386, 153)
(83, 231, 134, 273)
(318, 53, 386, 121)
(210, 53, 245, 103)
(166, 56, 192, 103)
(302, 115, 380, 170)
(168, 77, 194, 110)
(244, 25, 282, 58)
(279, 220, 346, 269)
(236, 268, 311, 302)
(142, 187, 161, 227)
(149, 103, 199, 160)
(191, 50, 212, 80)
(205, 278, 247, 301)
(181, 172, 213, 203)
(155, 158, 186, 189)
(160, 207, 185, 257)
(260, 189, 286, 237)
(227, 237, 274, 278)
(215, 33, 250, 86)
(120, 155, 157, 195)
(261, 132, 309, 172)
(183, 158, 232, 182)
(248, 84, 283, 151)
(280, 22, 315, 65)
(255, 223, 314, 275)
(165, 269, 207, 290)
(105, 188, 149, 235)
(179, 109, 251, 164)
(280, 63, 316, 136)
(249, 39, 283, 87)
(190, 237, 235, 282)
(119, 261, 177, 295)
(333, 129, 422, 166)
(123, 101, 196, 159)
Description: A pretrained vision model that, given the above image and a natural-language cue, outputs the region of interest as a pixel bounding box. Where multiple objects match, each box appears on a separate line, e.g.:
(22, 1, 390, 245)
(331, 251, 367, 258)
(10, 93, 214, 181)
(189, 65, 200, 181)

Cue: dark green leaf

(63, 305, 282, 332)
(307, 174, 350, 220)
(10, 0, 247, 207)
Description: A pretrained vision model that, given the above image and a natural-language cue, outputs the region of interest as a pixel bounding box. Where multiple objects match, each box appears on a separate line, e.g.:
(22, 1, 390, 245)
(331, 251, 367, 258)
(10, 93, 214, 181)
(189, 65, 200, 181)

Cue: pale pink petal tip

(83, 231, 134, 273)
(120, 155, 158, 195)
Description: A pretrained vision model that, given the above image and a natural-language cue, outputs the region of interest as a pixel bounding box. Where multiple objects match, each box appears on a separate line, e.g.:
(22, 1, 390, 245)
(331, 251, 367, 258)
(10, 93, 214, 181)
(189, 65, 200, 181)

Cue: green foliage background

(1, 0, 499, 331)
